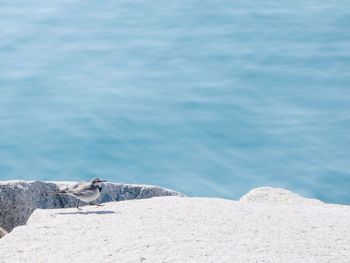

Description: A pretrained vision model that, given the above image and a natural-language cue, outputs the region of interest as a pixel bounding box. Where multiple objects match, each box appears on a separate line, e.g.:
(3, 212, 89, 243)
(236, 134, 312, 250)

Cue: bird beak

(99, 180, 107, 183)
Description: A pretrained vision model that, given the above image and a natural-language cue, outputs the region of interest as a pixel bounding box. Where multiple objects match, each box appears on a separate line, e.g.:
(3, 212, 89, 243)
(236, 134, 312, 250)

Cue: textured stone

(0, 194, 349, 263)
(0, 180, 183, 232)
(239, 187, 323, 205)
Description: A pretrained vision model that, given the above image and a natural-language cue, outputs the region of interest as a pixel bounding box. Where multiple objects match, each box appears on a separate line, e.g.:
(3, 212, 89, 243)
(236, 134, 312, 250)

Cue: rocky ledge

(0, 187, 349, 263)
(0, 180, 183, 233)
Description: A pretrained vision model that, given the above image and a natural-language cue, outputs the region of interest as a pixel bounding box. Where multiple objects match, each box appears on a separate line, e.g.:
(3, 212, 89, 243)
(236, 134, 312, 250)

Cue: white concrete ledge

(0, 187, 349, 262)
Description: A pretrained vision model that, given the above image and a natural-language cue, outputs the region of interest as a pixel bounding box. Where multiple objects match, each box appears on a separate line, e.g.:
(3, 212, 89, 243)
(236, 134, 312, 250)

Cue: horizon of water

(0, 1, 349, 204)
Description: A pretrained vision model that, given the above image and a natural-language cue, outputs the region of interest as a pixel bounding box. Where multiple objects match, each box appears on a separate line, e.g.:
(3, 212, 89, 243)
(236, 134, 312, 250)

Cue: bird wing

(73, 188, 97, 198)
(66, 182, 90, 194)
(48, 182, 96, 197)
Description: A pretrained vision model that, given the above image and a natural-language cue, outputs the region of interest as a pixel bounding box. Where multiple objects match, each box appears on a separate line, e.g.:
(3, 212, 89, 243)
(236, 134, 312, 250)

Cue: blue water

(1, 1, 350, 204)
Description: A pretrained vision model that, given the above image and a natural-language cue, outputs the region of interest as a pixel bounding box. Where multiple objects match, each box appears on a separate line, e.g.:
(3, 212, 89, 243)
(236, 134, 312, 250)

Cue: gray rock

(0, 180, 183, 232)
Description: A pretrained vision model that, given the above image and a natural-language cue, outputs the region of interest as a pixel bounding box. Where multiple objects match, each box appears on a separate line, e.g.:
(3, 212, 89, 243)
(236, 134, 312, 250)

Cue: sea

(0, 0, 349, 204)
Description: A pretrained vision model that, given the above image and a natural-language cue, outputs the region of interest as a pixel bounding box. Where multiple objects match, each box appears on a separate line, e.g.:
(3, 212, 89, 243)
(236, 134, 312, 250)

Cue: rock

(0, 193, 349, 262)
(0, 227, 7, 239)
(239, 187, 324, 205)
(0, 180, 183, 232)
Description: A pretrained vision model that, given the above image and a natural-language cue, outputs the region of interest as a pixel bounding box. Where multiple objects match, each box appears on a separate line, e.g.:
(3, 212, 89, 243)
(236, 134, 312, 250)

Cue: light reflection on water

(0, 1, 349, 203)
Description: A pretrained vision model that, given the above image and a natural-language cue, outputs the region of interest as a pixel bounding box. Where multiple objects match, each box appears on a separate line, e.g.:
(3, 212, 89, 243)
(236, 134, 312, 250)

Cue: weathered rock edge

(0, 180, 183, 232)
(0, 226, 7, 238)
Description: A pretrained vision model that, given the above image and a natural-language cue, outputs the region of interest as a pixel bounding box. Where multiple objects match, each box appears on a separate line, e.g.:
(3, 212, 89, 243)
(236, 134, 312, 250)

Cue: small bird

(50, 178, 106, 209)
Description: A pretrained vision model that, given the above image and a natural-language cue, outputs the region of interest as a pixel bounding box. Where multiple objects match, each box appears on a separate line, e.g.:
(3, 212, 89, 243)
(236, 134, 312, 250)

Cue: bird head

(90, 178, 106, 187)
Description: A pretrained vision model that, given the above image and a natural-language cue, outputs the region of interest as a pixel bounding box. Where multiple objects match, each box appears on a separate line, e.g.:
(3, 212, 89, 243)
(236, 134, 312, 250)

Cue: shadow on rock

(56, 210, 117, 215)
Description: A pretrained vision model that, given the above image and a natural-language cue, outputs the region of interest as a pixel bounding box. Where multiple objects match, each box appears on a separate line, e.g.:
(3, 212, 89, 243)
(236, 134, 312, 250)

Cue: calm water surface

(0, 1, 350, 203)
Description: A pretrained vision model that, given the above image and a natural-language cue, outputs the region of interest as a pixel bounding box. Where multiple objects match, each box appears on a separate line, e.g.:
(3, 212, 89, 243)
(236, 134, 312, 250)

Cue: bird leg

(76, 199, 82, 210)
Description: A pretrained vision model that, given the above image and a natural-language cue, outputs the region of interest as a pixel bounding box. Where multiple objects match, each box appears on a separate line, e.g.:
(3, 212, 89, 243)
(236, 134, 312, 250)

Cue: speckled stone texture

(0, 193, 349, 263)
(0, 180, 183, 232)
(239, 187, 323, 205)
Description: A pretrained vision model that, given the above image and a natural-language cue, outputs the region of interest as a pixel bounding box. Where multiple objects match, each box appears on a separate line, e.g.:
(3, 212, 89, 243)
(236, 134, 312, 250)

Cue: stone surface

(0, 180, 183, 232)
(239, 187, 323, 205)
(0, 191, 349, 263)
